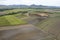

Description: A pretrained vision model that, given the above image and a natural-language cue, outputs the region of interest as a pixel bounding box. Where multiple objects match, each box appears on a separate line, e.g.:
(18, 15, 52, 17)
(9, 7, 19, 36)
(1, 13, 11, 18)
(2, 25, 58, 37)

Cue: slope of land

(0, 15, 27, 27)
(0, 5, 60, 9)
(36, 13, 60, 40)
(0, 9, 60, 40)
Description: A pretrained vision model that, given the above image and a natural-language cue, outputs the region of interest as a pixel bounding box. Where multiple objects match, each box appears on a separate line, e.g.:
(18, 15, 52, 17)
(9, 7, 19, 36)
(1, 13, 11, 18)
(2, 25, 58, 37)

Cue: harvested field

(37, 13, 60, 40)
(0, 24, 55, 40)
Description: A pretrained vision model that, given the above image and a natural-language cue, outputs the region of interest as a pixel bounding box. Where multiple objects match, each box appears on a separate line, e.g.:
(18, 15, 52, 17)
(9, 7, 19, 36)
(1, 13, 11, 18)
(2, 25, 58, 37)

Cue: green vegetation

(0, 8, 60, 40)
(0, 16, 10, 26)
(0, 15, 27, 27)
(0, 8, 60, 27)
(3, 9, 29, 13)
(13, 13, 27, 18)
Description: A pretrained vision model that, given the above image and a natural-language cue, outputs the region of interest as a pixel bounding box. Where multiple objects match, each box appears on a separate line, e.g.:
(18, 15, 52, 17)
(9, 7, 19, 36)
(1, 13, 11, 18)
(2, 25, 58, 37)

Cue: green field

(0, 15, 27, 27)
(3, 9, 49, 14)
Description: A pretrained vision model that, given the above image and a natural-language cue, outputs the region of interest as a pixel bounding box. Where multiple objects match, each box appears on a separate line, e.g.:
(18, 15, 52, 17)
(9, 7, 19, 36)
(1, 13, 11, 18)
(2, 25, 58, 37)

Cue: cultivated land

(36, 13, 60, 40)
(0, 8, 60, 40)
(0, 15, 27, 27)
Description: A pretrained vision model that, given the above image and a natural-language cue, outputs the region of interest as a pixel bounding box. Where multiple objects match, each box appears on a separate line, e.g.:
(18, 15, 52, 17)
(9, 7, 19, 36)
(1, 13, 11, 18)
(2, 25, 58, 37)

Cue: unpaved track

(0, 24, 55, 40)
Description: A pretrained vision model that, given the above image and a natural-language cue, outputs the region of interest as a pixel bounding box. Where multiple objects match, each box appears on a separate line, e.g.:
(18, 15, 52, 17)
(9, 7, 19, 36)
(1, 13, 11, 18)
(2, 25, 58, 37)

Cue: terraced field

(0, 15, 27, 27)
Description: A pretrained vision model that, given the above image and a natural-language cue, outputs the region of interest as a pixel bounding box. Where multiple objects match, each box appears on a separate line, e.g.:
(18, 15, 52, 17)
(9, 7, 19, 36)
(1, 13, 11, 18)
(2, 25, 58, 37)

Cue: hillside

(0, 15, 27, 27)
(0, 5, 60, 9)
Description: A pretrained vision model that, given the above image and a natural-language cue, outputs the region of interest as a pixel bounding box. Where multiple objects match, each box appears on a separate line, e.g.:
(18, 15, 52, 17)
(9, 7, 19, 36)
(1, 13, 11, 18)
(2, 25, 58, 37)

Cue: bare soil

(0, 24, 55, 40)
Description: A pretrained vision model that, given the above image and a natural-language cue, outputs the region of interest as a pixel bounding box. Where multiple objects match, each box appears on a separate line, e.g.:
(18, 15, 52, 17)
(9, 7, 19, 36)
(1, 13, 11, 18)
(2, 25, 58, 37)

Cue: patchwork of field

(0, 8, 50, 27)
(0, 8, 60, 40)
